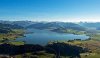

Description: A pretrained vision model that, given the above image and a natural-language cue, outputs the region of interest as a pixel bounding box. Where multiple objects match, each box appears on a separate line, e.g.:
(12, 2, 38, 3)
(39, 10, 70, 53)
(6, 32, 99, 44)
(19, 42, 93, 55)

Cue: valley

(0, 21, 100, 58)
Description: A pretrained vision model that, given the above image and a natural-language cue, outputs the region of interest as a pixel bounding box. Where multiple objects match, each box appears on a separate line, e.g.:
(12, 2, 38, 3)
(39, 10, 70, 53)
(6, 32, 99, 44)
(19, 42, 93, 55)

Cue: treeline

(0, 44, 44, 55)
(46, 42, 89, 58)
(0, 42, 89, 58)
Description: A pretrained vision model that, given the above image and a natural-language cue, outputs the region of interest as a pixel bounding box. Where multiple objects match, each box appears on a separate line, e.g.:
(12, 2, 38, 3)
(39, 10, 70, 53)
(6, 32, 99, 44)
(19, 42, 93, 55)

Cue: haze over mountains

(79, 22, 100, 30)
(0, 20, 100, 33)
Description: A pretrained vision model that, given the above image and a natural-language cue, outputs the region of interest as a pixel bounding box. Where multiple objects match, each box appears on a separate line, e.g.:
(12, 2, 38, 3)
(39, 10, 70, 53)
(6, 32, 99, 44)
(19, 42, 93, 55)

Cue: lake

(16, 29, 89, 45)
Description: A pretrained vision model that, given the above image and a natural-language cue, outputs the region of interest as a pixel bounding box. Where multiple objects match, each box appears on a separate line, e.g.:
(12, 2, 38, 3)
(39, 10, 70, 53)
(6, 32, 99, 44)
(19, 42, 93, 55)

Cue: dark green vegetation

(0, 42, 89, 58)
(0, 21, 100, 58)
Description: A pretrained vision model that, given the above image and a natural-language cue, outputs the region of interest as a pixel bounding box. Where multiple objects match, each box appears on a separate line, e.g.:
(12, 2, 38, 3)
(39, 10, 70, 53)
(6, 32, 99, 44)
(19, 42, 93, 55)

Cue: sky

(0, 0, 100, 22)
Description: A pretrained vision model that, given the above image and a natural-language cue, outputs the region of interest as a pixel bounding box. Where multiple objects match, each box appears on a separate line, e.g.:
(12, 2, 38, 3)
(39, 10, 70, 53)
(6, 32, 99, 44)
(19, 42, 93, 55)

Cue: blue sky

(0, 0, 100, 22)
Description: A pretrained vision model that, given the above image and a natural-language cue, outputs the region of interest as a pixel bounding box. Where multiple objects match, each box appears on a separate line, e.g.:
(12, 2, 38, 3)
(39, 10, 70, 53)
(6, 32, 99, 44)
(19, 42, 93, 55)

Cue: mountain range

(1, 20, 100, 33)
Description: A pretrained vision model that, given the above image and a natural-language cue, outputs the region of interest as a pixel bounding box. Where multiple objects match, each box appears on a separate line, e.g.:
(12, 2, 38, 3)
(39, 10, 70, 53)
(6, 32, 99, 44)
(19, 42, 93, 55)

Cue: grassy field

(81, 53, 100, 58)
(0, 29, 24, 40)
(9, 41, 25, 45)
(0, 29, 25, 45)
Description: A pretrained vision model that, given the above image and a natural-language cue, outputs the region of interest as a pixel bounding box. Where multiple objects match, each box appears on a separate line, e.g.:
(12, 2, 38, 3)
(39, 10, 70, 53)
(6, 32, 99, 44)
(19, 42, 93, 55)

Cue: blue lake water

(16, 29, 89, 45)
